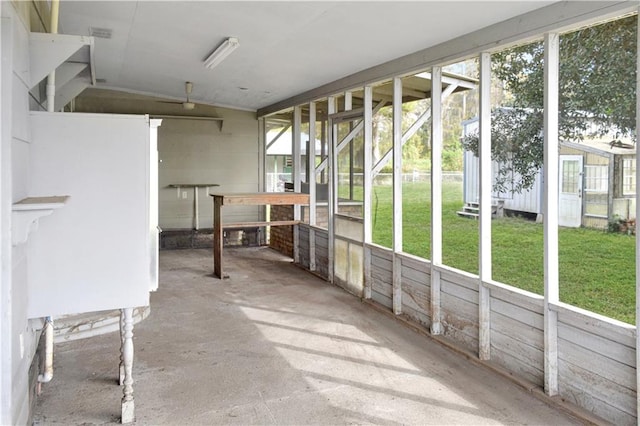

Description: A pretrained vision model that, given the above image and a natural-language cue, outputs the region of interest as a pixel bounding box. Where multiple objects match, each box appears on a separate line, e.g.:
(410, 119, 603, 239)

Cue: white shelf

(12, 196, 69, 246)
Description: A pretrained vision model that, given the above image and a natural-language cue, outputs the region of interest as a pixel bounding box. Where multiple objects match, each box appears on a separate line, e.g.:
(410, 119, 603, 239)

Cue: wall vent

(89, 27, 112, 39)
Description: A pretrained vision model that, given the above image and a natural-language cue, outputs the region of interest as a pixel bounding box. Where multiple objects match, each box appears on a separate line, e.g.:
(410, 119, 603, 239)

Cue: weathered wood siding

(296, 237, 639, 425)
(313, 227, 329, 280)
(439, 267, 479, 352)
(398, 253, 431, 328)
(298, 225, 310, 269)
(487, 282, 544, 386)
(556, 304, 636, 425)
(369, 245, 393, 309)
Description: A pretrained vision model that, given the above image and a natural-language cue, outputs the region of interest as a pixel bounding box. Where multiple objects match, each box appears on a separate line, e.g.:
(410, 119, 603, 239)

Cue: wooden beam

(345, 92, 354, 202)
(363, 86, 373, 300)
(223, 220, 301, 229)
(327, 96, 336, 283)
(430, 66, 443, 335)
(258, 118, 266, 198)
(210, 192, 309, 206)
(315, 100, 387, 175)
(372, 83, 458, 177)
(478, 52, 492, 361)
(213, 196, 223, 279)
(363, 86, 373, 244)
(292, 106, 302, 264)
(543, 32, 560, 397)
(266, 124, 291, 150)
(309, 101, 317, 271)
(392, 77, 403, 315)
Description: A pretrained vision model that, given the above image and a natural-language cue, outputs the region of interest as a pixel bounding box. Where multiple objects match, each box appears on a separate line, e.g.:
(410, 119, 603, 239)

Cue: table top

(168, 184, 220, 188)
(209, 192, 309, 206)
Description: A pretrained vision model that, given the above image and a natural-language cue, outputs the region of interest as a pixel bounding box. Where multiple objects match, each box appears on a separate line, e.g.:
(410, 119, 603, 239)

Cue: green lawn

(371, 181, 636, 324)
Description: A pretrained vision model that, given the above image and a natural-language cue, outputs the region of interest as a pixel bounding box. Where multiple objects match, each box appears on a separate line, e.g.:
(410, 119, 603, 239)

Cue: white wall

(158, 112, 260, 229)
(1, 2, 43, 424)
(73, 90, 262, 230)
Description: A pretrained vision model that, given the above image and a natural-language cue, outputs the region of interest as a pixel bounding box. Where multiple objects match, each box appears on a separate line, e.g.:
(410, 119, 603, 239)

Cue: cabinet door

(28, 112, 152, 318)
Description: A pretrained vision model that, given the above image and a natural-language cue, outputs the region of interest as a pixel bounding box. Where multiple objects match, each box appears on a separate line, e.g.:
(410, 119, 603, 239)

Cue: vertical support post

(321, 117, 327, 184)
(119, 309, 125, 385)
(345, 92, 354, 201)
(392, 77, 403, 315)
(635, 8, 640, 419)
(543, 32, 560, 397)
(363, 86, 373, 299)
(258, 118, 266, 244)
(478, 52, 492, 360)
(258, 117, 266, 193)
(193, 187, 199, 230)
(309, 102, 317, 271)
(292, 106, 302, 264)
(327, 97, 336, 283)
(120, 307, 135, 424)
(213, 195, 223, 279)
(430, 66, 443, 335)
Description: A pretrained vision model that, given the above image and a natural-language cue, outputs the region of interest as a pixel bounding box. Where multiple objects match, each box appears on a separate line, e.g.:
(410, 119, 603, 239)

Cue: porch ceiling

(58, 1, 554, 112)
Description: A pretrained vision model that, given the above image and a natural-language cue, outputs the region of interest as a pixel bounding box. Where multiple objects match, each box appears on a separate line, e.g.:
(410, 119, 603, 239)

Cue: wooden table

(210, 192, 310, 278)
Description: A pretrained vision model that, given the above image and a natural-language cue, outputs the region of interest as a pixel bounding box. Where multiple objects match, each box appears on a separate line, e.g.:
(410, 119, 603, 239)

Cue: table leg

(194, 187, 199, 230)
(213, 197, 223, 278)
(120, 307, 135, 423)
(119, 309, 125, 386)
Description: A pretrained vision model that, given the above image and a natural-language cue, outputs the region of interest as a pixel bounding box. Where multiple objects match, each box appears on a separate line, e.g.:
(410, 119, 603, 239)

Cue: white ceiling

(59, 1, 555, 112)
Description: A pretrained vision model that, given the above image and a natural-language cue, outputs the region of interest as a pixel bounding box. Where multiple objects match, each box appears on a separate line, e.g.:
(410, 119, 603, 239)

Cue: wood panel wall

(296, 230, 638, 425)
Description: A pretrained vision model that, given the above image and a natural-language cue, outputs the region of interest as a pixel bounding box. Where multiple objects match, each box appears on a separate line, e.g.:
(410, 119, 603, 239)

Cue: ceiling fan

(158, 81, 196, 110)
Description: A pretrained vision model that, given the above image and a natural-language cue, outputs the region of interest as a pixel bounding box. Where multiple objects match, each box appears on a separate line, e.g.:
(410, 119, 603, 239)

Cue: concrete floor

(34, 247, 584, 425)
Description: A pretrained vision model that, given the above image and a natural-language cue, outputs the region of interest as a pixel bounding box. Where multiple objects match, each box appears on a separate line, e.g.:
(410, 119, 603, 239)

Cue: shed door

(559, 155, 583, 227)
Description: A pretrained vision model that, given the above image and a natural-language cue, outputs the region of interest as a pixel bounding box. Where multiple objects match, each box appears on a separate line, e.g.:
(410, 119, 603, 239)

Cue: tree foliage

(463, 15, 637, 192)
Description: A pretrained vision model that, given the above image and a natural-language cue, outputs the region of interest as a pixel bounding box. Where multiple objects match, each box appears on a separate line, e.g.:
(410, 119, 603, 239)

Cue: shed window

(584, 165, 608, 218)
(584, 165, 608, 192)
(623, 158, 636, 195)
(585, 193, 608, 217)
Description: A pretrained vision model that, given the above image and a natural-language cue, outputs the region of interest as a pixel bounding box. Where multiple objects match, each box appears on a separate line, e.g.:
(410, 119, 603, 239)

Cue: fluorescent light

(203, 37, 239, 69)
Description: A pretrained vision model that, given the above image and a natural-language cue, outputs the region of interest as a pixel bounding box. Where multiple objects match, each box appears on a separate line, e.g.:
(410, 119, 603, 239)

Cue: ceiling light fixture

(203, 37, 239, 69)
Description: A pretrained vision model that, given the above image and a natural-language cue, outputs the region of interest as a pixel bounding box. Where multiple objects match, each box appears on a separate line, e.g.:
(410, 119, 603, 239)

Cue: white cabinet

(26, 112, 160, 318)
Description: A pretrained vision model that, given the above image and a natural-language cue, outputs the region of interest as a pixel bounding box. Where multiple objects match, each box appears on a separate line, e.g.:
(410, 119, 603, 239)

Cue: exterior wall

(370, 245, 393, 309)
(313, 227, 330, 279)
(399, 253, 432, 328)
(583, 216, 608, 230)
(295, 224, 329, 280)
(488, 282, 544, 386)
(297, 224, 309, 269)
(269, 205, 294, 258)
(302, 203, 361, 229)
(614, 197, 636, 222)
(1, 2, 48, 424)
(158, 115, 260, 229)
(463, 149, 542, 215)
(298, 238, 638, 424)
(557, 305, 636, 424)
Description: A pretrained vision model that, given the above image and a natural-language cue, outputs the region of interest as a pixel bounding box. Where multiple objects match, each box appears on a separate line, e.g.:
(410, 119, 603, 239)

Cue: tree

(462, 15, 637, 192)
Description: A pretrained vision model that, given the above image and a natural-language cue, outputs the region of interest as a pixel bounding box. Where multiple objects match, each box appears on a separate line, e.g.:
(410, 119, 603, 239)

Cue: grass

(371, 181, 636, 324)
